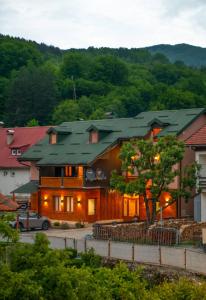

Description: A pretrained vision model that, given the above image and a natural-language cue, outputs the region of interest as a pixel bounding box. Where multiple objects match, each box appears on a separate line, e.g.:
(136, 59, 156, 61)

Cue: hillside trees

(2, 35, 206, 126)
(5, 64, 60, 126)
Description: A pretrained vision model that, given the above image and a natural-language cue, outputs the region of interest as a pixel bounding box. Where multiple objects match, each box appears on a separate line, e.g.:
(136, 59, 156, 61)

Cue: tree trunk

(151, 199, 157, 224)
(145, 198, 151, 225)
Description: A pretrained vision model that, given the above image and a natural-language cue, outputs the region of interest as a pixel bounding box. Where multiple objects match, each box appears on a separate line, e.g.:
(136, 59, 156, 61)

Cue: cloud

(0, 0, 206, 48)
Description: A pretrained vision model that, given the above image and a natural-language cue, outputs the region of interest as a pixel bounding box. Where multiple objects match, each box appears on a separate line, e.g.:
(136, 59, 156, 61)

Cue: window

(88, 199, 95, 215)
(50, 133, 57, 144)
(65, 166, 78, 177)
(11, 149, 16, 156)
(66, 196, 74, 212)
(54, 196, 73, 212)
(89, 131, 98, 144)
(10, 171, 15, 177)
(17, 149, 21, 156)
(3, 171, 8, 176)
(54, 196, 64, 212)
(11, 148, 21, 156)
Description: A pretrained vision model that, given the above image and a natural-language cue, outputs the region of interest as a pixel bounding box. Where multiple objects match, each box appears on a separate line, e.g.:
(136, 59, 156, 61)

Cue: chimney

(0, 121, 4, 128)
(7, 129, 14, 145)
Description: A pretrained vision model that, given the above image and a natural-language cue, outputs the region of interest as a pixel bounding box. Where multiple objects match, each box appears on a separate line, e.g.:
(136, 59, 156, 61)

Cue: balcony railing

(40, 177, 83, 188)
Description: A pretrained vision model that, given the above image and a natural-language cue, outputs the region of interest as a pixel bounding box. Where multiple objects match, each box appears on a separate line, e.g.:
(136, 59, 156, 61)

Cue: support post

(84, 238, 87, 253)
(184, 248, 187, 270)
(108, 240, 111, 258)
(16, 214, 19, 230)
(159, 246, 162, 265)
(132, 243, 135, 262)
(26, 211, 29, 231)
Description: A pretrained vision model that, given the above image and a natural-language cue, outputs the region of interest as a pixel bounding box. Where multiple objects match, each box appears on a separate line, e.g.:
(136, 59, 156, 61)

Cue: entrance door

(87, 198, 96, 222)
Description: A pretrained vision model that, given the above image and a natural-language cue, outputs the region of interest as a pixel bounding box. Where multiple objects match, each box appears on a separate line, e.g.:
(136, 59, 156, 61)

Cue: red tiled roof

(186, 124, 206, 145)
(0, 126, 50, 168)
(0, 193, 19, 211)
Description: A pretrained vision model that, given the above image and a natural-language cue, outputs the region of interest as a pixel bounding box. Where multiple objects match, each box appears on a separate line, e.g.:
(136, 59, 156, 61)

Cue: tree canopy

(110, 136, 199, 224)
(1, 35, 206, 126)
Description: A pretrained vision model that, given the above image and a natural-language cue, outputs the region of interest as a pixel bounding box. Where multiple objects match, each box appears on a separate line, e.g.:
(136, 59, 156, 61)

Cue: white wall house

(0, 167, 30, 197)
(0, 125, 49, 204)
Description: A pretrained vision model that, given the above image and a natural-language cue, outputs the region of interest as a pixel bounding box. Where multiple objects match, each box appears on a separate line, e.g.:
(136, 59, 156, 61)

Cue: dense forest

(1, 34, 206, 126)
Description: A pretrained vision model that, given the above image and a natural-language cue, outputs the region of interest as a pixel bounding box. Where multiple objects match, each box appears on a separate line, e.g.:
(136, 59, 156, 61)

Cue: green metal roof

(136, 108, 205, 137)
(20, 108, 205, 166)
(12, 180, 39, 194)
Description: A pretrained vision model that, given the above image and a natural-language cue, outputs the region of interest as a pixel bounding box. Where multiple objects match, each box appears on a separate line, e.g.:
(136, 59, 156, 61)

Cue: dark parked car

(10, 212, 50, 231)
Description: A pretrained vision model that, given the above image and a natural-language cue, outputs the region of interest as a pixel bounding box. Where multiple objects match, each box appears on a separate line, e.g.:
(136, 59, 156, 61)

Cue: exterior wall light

(43, 200, 48, 207)
(165, 197, 170, 204)
(77, 197, 82, 207)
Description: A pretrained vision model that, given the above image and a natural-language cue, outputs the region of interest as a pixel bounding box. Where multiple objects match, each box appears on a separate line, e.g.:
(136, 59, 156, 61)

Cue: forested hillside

(147, 43, 206, 67)
(1, 34, 206, 126)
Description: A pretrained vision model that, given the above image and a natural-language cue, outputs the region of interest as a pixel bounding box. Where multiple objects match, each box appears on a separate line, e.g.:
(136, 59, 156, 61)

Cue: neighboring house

(19, 108, 206, 223)
(0, 126, 49, 207)
(186, 124, 206, 222)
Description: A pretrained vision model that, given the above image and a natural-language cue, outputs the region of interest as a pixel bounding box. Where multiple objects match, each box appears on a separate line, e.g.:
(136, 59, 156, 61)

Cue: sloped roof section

(0, 126, 50, 168)
(186, 124, 206, 146)
(20, 108, 205, 166)
(20, 118, 150, 166)
(12, 180, 39, 194)
(0, 193, 19, 211)
(136, 108, 205, 137)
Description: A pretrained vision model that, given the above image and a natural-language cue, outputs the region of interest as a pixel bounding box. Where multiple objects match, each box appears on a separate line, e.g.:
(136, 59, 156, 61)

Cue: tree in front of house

(110, 136, 199, 225)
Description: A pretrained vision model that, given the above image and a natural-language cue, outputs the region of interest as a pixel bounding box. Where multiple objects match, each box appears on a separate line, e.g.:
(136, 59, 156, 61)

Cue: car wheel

(42, 221, 49, 230)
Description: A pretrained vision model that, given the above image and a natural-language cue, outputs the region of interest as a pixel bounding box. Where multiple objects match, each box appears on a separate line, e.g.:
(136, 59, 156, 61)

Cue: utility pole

(71, 75, 77, 101)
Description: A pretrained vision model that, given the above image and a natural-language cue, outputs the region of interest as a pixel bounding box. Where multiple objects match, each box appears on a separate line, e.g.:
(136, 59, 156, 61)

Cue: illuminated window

(66, 196, 74, 212)
(54, 196, 63, 212)
(88, 199, 95, 215)
(89, 131, 99, 144)
(50, 133, 57, 144)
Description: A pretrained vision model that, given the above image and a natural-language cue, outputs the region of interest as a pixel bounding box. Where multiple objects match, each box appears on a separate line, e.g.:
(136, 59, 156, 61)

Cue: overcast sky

(1, 0, 206, 49)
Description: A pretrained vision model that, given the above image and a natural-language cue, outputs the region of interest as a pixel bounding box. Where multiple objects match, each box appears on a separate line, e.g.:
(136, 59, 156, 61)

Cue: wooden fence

(93, 224, 179, 245)
(19, 234, 206, 276)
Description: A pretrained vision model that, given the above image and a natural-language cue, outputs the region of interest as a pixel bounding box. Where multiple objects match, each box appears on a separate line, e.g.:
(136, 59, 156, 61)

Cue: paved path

(21, 227, 93, 239)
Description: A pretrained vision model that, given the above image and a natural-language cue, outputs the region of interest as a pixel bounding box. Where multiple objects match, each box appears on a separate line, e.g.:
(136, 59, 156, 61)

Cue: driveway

(21, 226, 93, 240)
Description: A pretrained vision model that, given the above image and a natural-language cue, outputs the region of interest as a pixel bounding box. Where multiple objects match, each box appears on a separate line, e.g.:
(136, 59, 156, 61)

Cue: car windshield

(19, 212, 38, 218)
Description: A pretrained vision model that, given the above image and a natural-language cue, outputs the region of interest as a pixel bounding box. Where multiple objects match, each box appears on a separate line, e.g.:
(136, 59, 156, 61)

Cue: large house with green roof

(18, 108, 206, 222)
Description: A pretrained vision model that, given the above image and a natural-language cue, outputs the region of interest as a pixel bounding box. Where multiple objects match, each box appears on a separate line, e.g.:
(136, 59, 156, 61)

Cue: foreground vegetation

(1, 34, 206, 126)
(0, 231, 205, 300)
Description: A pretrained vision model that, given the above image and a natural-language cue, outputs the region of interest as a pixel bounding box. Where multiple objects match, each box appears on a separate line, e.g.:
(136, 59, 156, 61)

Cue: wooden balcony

(40, 177, 83, 188)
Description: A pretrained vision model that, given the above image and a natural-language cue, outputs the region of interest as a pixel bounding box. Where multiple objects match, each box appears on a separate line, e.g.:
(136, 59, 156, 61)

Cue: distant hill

(146, 44, 206, 67)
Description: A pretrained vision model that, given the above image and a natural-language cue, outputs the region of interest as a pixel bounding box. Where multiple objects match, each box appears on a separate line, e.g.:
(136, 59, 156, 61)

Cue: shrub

(75, 222, 84, 228)
(60, 223, 70, 230)
(53, 221, 60, 227)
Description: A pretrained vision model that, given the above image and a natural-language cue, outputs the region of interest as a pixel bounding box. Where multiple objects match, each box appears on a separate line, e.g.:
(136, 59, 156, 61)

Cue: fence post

(84, 238, 87, 253)
(16, 214, 19, 230)
(132, 243, 135, 262)
(159, 246, 162, 265)
(64, 237, 66, 249)
(73, 238, 76, 250)
(184, 248, 187, 270)
(108, 240, 111, 258)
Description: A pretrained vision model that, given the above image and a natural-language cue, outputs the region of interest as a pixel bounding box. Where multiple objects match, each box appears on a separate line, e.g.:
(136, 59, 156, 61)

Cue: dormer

(86, 125, 113, 144)
(47, 127, 71, 144)
(148, 118, 170, 138)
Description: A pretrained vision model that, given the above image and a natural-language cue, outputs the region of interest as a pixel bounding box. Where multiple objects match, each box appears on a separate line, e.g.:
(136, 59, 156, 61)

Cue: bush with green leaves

(0, 232, 206, 299)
